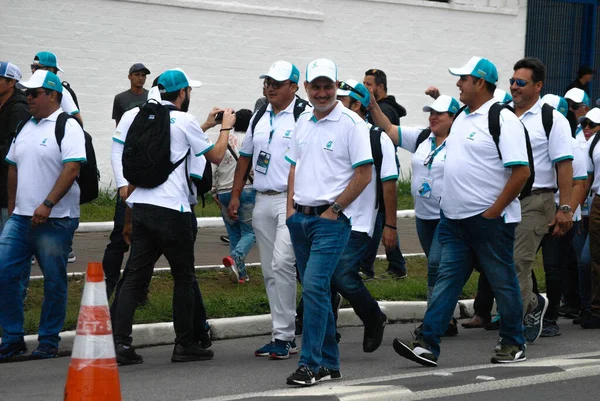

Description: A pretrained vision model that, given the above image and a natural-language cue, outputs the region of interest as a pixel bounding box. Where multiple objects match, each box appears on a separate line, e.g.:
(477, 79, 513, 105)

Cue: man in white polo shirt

(285, 59, 373, 386)
(393, 57, 529, 367)
(333, 79, 397, 353)
(228, 61, 305, 360)
(112, 69, 235, 365)
(0, 70, 85, 360)
(565, 88, 590, 122)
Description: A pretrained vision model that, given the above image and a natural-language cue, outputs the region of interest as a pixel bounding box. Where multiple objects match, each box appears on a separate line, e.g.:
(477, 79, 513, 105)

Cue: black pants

(102, 193, 129, 298)
(113, 204, 199, 347)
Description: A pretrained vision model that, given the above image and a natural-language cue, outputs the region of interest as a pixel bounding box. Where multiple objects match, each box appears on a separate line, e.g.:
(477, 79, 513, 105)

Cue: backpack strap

(589, 133, 600, 166)
(369, 126, 384, 209)
(293, 97, 309, 121)
(62, 81, 80, 110)
(250, 103, 268, 138)
(55, 112, 80, 151)
(415, 128, 431, 151)
(487, 103, 505, 160)
(453, 104, 468, 121)
(541, 103, 554, 139)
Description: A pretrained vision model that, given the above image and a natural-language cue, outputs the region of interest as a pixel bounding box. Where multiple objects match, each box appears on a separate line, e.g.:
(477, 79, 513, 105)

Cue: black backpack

(368, 126, 385, 209)
(589, 131, 600, 166)
(62, 81, 80, 109)
(191, 162, 212, 207)
(415, 128, 432, 151)
(15, 113, 99, 204)
(454, 102, 555, 200)
(123, 100, 188, 189)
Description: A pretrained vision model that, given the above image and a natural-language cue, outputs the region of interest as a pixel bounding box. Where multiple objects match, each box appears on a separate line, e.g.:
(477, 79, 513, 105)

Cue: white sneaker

(68, 250, 76, 263)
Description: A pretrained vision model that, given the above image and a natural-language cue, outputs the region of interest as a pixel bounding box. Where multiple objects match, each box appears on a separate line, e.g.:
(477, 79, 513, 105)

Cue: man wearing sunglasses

(0, 70, 85, 360)
(229, 61, 305, 360)
(0, 62, 30, 234)
(565, 88, 590, 125)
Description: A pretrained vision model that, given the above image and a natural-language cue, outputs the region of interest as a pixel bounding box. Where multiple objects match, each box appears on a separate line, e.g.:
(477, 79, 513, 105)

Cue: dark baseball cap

(129, 63, 151, 75)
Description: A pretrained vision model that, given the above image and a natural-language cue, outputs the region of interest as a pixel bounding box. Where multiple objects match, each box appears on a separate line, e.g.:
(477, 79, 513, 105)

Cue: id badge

(255, 150, 271, 175)
(418, 176, 433, 199)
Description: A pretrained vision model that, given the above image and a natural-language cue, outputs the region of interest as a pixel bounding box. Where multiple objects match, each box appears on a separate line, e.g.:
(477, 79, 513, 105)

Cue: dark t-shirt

(112, 89, 148, 123)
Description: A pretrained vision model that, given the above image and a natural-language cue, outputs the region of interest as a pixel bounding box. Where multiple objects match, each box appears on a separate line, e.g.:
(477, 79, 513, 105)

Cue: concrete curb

(26, 299, 476, 353)
(75, 210, 418, 233)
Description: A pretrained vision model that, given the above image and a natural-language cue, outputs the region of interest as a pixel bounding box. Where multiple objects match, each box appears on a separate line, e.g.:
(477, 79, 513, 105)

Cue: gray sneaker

(540, 321, 561, 337)
(524, 294, 548, 343)
(491, 344, 526, 364)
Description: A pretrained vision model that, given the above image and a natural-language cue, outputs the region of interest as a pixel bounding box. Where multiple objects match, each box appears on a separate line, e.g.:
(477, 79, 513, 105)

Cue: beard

(310, 96, 336, 113)
(181, 91, 190, 112)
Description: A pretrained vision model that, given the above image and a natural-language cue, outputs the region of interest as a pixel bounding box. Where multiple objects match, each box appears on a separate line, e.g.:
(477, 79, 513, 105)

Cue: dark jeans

(575, 217, 592, 311)
(473, 271, 495, 322)
(421, 212, 524, 358)
(113, 204, 198, 347)
(540, 225, 575, 321)
(331, 231, 383, 327)
(102, 193, 130, 299)
(415, 217, 441, 298)
(360, 208, 406, 276)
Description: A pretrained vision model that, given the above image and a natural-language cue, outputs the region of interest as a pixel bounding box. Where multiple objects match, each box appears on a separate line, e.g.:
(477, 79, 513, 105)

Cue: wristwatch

(558, 204, 572, 213)
(43, 199, 55, 208)
(331, 203, 343, 215)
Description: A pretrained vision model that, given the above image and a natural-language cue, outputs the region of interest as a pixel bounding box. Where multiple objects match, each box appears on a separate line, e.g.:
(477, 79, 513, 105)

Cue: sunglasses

(30, 64, 50, 72)
(25, 89, 47, 98)
(581, 120, 600, 129)
(263, 80, 292, 90)
(338, 81, 365, 98)
(509, 78, 531, 87)
(569, 102, 585, 111)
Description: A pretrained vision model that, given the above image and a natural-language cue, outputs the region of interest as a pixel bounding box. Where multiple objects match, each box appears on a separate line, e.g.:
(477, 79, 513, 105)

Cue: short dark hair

(47, 89, 63, 103)
(365, 68, 387, 92)
(234, 109, 253, 132)
(470, 76, 496, 95)
(348, 97, 368, 116)
(159, 86, 180, 102)
(513, 57, 546, 83)
(578, 65, 595, 78)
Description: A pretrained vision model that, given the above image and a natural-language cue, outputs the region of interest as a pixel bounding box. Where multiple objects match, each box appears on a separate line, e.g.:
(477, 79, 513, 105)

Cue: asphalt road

(31, 218, 423, 276)
(3, 319, 600, 401)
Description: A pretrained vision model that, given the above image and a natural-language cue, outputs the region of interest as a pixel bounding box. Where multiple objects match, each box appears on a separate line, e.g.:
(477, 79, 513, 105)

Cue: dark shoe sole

(117, 356, 144, 366)
(171, 353, 213, 362)
(392, 339, 437, 367)
(0, 347, 27, 360)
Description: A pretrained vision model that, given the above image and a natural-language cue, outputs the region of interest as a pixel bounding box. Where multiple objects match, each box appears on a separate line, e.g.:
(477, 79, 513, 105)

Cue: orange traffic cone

(64, 262, 122, 401)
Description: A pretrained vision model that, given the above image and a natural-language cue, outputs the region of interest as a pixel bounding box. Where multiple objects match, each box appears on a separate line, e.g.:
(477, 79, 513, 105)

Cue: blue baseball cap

(337, 79, 370, 108)
(17, 70, 63, 93)
(541, 94, 569, 117)
(0, 62, 22, 81)
(449, 56, 498, 84)
(158, 69, 202, 93)
(259, 61, 300, 84)
(33, 51, 63, 72)
(422, 95, 460, 114)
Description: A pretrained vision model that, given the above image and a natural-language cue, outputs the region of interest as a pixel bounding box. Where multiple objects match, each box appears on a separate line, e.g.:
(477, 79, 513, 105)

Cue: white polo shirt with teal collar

(5, 108, 86, 218)
(286, 101, 373, 223)
(399, 126, 447, 220)
(239, 99, 305, 193)
(441, 98, 529, 223)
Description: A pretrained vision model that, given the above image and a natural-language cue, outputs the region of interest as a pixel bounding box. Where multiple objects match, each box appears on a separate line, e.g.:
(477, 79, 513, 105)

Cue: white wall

(2, 0, 527, 186)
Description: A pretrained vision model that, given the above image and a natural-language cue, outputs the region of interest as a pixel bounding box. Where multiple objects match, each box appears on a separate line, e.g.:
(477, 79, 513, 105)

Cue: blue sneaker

(31, 344, 59, 359)
(0, 341, 27, 359)
(524, 294, 548, 343)
(255, 341, 275, 357)
(269, 339, 293, 360)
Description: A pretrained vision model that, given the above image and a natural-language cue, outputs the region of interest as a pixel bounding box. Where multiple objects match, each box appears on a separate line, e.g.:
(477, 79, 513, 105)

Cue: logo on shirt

(324, 141, 334, 151)
(467, 132, 476, 141)
(283, 130, 292, 138)
(170, 118, 176, 124)
(40, 138, 48, 146)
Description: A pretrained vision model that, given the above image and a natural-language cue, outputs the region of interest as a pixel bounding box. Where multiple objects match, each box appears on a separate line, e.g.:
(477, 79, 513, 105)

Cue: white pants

(252, 192, 297, 341)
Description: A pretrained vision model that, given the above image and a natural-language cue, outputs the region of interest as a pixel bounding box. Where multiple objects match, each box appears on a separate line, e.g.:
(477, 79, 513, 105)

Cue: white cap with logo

(306, 58, 337, 83)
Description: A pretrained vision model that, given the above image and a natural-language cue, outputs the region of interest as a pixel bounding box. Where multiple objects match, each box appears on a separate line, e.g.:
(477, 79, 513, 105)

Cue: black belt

(530, 188, 555, 195)
(257, 190, 284, 196)
(294, 203, 330, 216)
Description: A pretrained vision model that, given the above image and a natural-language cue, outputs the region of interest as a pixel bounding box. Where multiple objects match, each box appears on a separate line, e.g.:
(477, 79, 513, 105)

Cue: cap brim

(131, 68, 151, 75)
(16, 79, 42, 89)
(448, 67, 470, 77)
(337, 89, 351, 97)
(578, 115, 600, 124)
(188, 79, 202, 88)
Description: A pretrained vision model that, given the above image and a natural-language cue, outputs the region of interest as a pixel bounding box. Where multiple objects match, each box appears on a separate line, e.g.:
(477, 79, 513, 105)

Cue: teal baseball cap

(422, 95, 460, 114)
(158, 69, 202, 93)
(17, 70, 63, 93)
(337, 79, 370, 108)
(494, 88, 512, 103)
(449, 56, 498, 84)
(541, 94, 569, 117)
(33, 51, 64, 72)
(259, 61, 300, 84)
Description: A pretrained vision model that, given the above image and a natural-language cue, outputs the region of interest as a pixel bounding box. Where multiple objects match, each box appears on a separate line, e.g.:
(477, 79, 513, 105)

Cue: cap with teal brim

(449, 56, 498, 84)
(337, 79, 370, 108)
(422, 95, 460, 114)
(541, 94, 569, 117)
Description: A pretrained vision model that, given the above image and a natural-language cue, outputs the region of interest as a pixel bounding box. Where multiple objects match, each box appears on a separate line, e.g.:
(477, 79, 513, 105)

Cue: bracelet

(385, 224, 397, 230)
(220, 128, 232, 132)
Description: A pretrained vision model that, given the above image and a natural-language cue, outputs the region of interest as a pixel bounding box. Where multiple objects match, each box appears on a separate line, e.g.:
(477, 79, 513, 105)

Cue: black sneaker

(392, 337, 437, 367)
(442, 318, 458, 337)
(363, 313, 387, 353)
(0, 341, 27, 360)
(491, 343, 526, 364)
(171, 343, 214, 362)
(30, 344, 59, 359)
(295, 316, 303, 336)
(220, 235, 230, 244)
(580, 314, 600, 329)
(540, 321, 561, 337)
(387, 268, 407, 279)
(115, 343, 144, 365)
(524, 294, 548, 343)
(558, 305, 579, 318)
(573, 310, 592, 325)
(286, 365, 321, 386)
(318, 366, 342, 381)
(359, 271, 375, 281)
(196, 324, 212, 349)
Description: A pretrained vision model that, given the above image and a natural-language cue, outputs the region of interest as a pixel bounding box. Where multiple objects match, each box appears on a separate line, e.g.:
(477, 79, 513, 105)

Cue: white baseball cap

(448, 56, 498, 84)
(493, 88, 512, 103)
(16, 69, 63, 93)
(0, 62, 22, 81)
(422, 95, 460, 114)
(541, 94, 569, 117)
(564, 88, 590, 106)
(306, 58, 337, 83)
(259, 61, 300, 84)
(578, 108, 600, 124)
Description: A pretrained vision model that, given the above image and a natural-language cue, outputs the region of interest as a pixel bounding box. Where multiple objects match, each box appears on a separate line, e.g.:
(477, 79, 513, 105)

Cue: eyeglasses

(338, 81, 365, 98)
(509, 78, 531, 87)
(581, 120, 600, 129)
(25, 89, 47, 98)
(263, 80, 292, 90)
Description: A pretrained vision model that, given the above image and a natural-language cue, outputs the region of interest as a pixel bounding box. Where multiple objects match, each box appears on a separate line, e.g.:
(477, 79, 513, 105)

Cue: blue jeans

(360, 208, 406, 276)
(575, 219, 591, 312)
(217, 189, 256, 274)
(286, 211, 351, 372)
(331, 230, 383, 327)
(415, 217, 441, 297)
(0, 214, 78, 347)
(421, 212, 525, 358)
